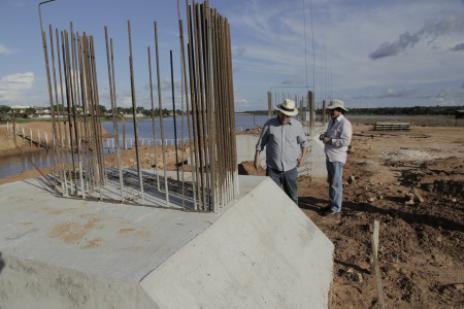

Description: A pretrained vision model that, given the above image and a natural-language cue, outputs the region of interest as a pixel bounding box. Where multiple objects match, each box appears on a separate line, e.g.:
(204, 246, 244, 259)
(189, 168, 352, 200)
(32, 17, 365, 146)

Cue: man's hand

(319, 134, 325, 141)
(323, 137, 332, 145)
(254, 151, 260, 169)
(297, 147, 308, 167)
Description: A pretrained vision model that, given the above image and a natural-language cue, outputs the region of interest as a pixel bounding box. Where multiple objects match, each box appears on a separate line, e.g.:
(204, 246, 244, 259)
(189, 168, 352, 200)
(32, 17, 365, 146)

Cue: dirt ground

(243, 124, 464, 308)
(105, 144, 190, 171)
(17, 120, 111, 138)
(0, 121, 110, 157)
(0, 127, 40, 158)
(1, 122, 463, 307)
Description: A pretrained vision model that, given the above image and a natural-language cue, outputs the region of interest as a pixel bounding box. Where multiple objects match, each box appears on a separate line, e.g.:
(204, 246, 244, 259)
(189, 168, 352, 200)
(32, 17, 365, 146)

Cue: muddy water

(0, 114, 269, 180)
(0, 150, 57, 178)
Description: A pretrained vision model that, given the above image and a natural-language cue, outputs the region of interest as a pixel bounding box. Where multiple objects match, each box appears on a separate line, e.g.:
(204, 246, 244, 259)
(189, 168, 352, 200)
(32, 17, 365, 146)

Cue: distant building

(10, 105, 33, 114)
(36, 107, 51, 115)
(36, 107, 52, 119)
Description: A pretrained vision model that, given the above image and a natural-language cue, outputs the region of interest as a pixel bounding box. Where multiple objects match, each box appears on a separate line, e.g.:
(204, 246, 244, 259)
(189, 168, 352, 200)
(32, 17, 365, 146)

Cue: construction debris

(375, 122, 410, 131)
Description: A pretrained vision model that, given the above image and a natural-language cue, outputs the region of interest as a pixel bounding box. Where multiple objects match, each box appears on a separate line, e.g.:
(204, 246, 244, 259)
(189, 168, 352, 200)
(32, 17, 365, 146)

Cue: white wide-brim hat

(276, 99, 298, 117)
(326, 99, 348, 111)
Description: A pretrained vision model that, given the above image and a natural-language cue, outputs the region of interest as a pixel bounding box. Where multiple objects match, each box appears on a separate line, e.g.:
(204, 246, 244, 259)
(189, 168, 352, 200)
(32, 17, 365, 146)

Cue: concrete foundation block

(0, 176, 333, 309)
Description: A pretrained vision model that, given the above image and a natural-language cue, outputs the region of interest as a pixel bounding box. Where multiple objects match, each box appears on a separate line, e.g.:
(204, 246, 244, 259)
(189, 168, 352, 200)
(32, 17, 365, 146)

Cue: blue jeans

(326, 160, 344, 212)
(266, 167, 298, 204)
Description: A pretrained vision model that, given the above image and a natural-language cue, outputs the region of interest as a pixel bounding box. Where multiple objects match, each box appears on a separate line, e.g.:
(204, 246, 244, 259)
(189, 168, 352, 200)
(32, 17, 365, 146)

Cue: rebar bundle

(37, 0, 238, 212)
(40, 22, 107, 198)
(182, 0, 238, 211)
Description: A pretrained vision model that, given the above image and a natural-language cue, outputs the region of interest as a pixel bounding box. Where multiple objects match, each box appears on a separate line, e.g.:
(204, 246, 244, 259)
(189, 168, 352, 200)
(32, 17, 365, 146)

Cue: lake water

(0, 113, 268, 179)
(101, 113, 269, 140)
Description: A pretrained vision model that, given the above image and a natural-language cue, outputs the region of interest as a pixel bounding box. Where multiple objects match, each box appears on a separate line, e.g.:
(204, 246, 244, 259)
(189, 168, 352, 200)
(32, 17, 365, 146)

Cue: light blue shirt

(256, 117, 308, 172)
(324, 115, 352, 164)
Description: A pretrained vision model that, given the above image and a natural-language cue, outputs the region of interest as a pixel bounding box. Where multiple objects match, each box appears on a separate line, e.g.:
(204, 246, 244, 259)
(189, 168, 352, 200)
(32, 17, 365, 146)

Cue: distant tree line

(242, 105, 464, 116)
(344, 105, 464, 115)
(52, 104, 181, 117)
(0, 104, 186, 123)
(0, 105, 37, 121)
(3, 104, 463, 123)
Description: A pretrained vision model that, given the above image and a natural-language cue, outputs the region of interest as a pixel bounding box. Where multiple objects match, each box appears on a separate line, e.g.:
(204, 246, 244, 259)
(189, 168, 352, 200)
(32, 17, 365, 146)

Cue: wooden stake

(372, 220, 386, 309)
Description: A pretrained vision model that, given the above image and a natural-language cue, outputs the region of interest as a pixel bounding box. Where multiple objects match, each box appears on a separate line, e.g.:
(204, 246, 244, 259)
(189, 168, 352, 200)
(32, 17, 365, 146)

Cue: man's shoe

(319, 206, 332, 214)
(322, 209, 341, 217)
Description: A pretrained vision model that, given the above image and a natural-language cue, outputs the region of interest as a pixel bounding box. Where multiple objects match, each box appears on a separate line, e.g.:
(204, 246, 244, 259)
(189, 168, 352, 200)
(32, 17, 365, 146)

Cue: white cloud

(0, 44, 14, 55)
(0, 72, 35, 104)
(235, 98, 249, 104)
(227, 0, 464, 108)
(119, 95, 133, 108)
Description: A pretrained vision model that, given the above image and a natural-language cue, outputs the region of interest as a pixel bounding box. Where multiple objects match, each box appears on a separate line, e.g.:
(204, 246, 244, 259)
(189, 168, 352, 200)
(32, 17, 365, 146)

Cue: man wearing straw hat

(255, 99, 308, 204)
(319, 99, 352, 216)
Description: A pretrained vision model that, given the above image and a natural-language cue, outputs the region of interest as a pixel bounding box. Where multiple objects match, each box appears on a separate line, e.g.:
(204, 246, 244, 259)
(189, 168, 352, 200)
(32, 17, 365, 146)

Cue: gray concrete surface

(236, 134, 260, 164)
(236, 123, 328, 178)
(141, 177, 334, 309)
(0, 175, 333, 308)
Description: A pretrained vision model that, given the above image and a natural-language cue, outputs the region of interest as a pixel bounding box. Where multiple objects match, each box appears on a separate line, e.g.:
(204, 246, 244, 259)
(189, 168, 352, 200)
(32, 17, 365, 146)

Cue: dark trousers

(266, 167, 298, 204)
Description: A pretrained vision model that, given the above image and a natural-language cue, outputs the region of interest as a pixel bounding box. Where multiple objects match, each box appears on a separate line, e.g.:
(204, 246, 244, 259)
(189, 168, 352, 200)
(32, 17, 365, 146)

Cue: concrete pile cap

(0, 176, 333, 308)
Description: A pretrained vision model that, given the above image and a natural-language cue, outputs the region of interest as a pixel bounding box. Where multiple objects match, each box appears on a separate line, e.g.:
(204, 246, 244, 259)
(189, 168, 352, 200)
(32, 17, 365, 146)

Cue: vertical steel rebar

(170, 50, 181, 184)
(153, 21, 170, 205)
(147, 46, 160, 191)
(105, 27, 124, 200)
(177, 1, 198, 209)
(36, 0, 237, 210)
(127, 20, 144, 200)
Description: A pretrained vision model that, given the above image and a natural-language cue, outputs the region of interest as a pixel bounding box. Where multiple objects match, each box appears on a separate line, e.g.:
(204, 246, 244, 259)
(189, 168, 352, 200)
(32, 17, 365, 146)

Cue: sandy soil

(238, 161, 266, 176)
(241, 124, 464, 308)
(104, 144, 190, 171)
(0, 127, 42, 158)
(0, 121, 111, 158)
(17, 121, 111, 138)
(0, 167, 53, 186)
(237, 127, 261, 135)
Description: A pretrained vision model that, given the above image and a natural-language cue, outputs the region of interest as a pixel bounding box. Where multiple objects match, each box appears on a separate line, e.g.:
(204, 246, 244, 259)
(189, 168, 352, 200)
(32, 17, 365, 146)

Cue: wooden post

(30, 128, 33, 146)
(299, 98, 304, 123)
(310, 90, 315, 131)
(267, 91, 273, 118)
(12, 112, 16, 141)
(322, 99, 327, 123)
(372, 220, 386, 309)
(122, 121, 126, 150)
(307, 90, 315, 134)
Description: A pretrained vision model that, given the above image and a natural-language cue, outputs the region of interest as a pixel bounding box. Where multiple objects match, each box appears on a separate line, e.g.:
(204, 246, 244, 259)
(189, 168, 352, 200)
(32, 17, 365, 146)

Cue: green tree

(25, 107, 36, 118)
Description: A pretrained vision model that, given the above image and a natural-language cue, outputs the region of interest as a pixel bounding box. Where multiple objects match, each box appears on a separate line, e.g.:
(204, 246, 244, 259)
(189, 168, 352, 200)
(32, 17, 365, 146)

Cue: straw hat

(276, 99, 298, 117)
(326, 99, 348, 112)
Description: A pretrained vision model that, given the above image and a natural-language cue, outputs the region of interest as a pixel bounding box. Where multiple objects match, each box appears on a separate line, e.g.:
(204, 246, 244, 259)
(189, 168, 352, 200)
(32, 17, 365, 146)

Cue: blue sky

(1, 0, 463, 111)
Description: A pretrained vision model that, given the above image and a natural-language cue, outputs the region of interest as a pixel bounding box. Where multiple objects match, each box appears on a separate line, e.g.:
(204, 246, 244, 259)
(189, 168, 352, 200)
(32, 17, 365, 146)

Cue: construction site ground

(241, 124, 464, 308)
(1, 123, 463, 307)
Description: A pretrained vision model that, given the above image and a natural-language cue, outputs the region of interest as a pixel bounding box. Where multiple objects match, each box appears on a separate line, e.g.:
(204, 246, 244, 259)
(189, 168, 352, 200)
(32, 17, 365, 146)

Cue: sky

(0, 0, 463, 111)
